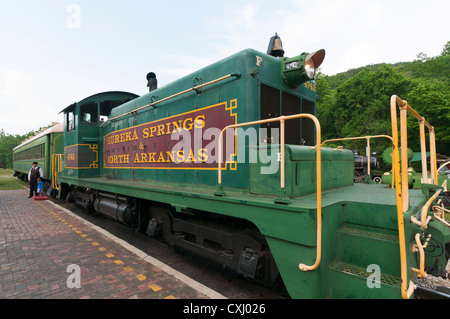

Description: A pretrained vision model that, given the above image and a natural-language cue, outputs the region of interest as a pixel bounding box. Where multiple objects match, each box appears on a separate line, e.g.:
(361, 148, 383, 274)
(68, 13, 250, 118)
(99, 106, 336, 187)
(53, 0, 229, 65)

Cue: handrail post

(390, 95, 411, 299)
(429, 128, 437, 184)
(366, 137, 371, 177)
(419, 120, 429, 184)
(399, 103, 409, 211)
(275, 117, 291, 204)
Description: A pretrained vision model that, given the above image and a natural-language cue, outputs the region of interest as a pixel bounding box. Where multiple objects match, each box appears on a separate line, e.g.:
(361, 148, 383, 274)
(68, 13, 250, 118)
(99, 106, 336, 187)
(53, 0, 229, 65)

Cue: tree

(0, 133, 24, 168)
(407, 79, 450, 154)
(315, 40, 449, 157)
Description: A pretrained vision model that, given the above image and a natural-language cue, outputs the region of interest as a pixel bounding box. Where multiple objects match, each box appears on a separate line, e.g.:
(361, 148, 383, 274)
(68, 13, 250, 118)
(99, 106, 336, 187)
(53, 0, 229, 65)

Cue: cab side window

(80, 102, 98, 125)
(67, 112, 75, 131)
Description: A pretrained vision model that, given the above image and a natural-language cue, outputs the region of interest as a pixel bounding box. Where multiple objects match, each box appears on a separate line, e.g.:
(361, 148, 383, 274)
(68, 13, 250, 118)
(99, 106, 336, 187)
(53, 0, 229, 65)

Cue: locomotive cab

(59, 92, 139, 179)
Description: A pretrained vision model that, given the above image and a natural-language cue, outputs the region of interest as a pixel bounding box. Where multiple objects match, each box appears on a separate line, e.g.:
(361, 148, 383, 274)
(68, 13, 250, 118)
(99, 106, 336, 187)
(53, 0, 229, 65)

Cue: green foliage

(0, 128, 41, 168)
(316, 41, 450, 156)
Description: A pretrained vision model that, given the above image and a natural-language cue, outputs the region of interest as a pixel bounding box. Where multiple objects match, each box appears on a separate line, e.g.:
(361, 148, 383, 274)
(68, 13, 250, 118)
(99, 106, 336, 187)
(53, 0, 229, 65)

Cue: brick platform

(0, 190, 225, 299)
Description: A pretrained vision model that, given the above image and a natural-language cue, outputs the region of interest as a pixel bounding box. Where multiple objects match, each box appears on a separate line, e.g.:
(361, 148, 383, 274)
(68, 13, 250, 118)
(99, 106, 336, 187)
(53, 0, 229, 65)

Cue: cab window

(80, 102, 98, 125)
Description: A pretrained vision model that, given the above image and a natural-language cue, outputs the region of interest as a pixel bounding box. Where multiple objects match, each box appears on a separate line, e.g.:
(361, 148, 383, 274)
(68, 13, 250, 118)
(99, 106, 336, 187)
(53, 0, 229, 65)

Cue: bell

(267, 33, 284, 57)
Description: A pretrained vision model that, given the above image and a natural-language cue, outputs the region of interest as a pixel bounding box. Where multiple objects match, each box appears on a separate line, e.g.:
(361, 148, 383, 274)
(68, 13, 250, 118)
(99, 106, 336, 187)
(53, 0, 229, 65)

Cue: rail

(52, 154, 63, 191)
(390, 95, 417, 299)
(415, 180, 448, 229)
(100, 73, 241, 127)
(412, 233, 431, 278)
(438, 161, 450, 174)
(391, 95, 438, 212)
(215, 113, 323, 271)
(433, 203, 450, 227)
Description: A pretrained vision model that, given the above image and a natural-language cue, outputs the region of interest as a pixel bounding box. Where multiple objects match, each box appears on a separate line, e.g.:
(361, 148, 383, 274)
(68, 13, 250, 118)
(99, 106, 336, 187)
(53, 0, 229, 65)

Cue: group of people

(28, 161, 45, 198)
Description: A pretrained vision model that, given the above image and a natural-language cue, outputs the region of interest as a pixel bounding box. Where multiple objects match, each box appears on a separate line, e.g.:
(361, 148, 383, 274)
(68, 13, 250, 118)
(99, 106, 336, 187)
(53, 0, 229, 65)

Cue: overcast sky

(0, 0, 448, 135)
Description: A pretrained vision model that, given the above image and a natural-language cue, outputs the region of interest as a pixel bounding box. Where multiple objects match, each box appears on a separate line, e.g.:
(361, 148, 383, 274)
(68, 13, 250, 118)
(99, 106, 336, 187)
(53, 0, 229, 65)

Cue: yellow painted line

(68, 225, 73, 227)
(86, 238, 93, 241)
(149, 284, 162, 292)
(106, 253, 114, 258)
(75, 231, 82, 234)
(165, 295, 176, 299)
(91, 242, 100, 246)
(136, 274, 146, 281)
(123, 266, 134, 272)
(81, 234, 87, 238)
(72, 227, 78, 230)
(98, 247, 106, 252)
(114, 260, 124, 265)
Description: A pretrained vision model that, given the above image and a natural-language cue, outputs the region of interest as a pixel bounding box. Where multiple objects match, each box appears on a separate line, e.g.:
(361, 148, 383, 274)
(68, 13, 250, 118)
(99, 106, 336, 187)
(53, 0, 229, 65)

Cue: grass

(0, 168, 28, 190)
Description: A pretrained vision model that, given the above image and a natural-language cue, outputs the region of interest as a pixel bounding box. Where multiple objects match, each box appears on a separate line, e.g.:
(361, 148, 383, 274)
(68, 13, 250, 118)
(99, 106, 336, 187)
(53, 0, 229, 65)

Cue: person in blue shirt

(36, 177, 44, 197)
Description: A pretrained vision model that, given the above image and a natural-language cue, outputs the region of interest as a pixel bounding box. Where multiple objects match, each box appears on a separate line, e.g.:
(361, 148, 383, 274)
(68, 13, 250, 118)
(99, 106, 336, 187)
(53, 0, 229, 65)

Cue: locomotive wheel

(147, 205, 281, 288)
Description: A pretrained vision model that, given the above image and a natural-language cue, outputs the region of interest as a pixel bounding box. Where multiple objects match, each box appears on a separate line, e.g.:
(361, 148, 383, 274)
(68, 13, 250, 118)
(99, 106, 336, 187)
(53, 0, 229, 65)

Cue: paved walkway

(0, 190, 225, 299)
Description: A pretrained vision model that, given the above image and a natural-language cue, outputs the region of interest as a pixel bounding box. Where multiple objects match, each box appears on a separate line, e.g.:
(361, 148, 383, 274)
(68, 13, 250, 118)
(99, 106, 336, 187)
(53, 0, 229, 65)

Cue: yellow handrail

(419, 180, 448, 229)
(438, 161, 450, 174)
(52, 154, 63, 191)
(412, 233, 431, 278)
(390, 95, 414, 299)
(216, 113, 322, 271)
(433, 204, 450, 227)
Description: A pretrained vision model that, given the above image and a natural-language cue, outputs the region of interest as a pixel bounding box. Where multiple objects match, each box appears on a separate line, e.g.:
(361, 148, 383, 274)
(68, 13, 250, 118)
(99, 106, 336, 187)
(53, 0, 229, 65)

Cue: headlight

(281, 49, 325, 88)
(305, 62, 315, 78)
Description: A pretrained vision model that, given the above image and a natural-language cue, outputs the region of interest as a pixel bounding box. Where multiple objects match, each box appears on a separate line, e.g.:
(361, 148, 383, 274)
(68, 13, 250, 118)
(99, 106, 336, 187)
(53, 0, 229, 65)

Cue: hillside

(316, 41, 450, 157)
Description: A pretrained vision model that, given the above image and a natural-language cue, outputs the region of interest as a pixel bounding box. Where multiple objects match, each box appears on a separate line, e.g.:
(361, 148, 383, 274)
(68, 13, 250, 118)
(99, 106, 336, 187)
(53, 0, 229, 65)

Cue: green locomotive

(38, 35, 450, 298)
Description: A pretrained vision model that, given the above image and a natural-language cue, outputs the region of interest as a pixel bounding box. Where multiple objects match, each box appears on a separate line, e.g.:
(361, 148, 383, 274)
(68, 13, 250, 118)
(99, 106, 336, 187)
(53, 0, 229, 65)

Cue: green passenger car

(13, 123, 64, 185)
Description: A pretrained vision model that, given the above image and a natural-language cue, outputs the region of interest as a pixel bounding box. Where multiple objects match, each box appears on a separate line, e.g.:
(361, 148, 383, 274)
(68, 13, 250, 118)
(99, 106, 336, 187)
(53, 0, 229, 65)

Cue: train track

(415, 286, 450, 299)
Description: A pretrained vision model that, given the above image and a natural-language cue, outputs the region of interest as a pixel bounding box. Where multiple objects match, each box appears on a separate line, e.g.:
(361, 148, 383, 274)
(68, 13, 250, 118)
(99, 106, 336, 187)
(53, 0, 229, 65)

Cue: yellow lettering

(125, 132, 132, 141)
(150, 126, 157, 137)
(186, 149, 195, 162)
(148, 152, 156, 162)
(157, 125, 165, 136)
(183, 118, 193, 131)
(141, 153, 148, 163)
(176, 150, 185, 163)
(157, 152, 166, 163)
(132, 130, 138, 140)
(123, 154, 129, 164)
(172, 120, 182, 133)
(194, 115, 205, 129)
(198, 148, 208, 162)
(134, 153, 141, 164)
(166, 151, 175, 163)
